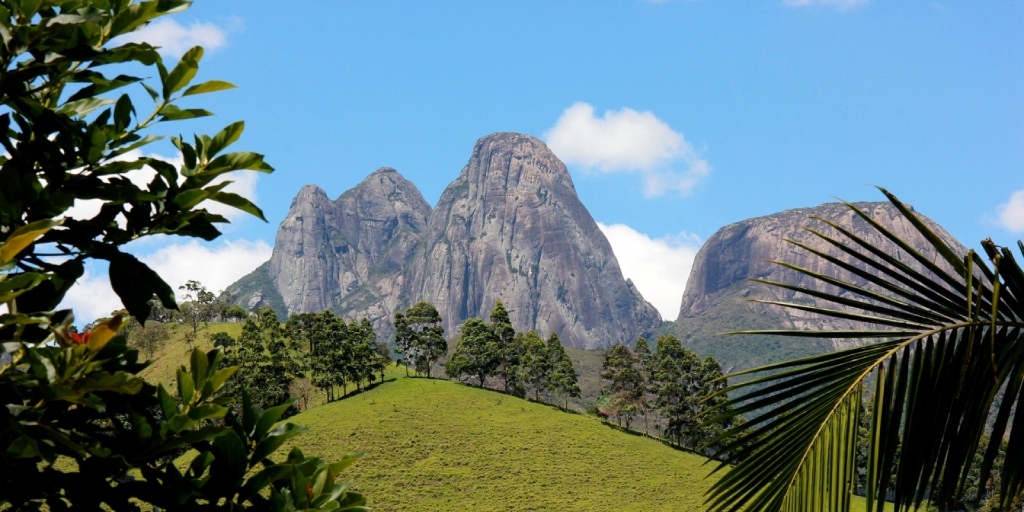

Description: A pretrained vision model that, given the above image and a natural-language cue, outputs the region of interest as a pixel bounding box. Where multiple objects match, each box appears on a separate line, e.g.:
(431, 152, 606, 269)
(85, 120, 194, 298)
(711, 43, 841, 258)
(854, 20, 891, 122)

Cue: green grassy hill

(288, 369, 718, 511)
(137, 321, 244, 388)
(143, 321, 888, 511)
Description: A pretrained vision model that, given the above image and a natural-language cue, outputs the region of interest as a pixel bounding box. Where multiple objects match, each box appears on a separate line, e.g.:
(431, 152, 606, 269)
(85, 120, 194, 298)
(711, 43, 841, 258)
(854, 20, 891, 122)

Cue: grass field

(287, 369, 719, 511)
(145, 322, 893, 511)
(137, 321, 243, 388)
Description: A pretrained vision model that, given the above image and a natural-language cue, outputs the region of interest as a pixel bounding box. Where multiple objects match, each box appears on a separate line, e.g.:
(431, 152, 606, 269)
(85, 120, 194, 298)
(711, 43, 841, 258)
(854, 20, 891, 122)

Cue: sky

(57, 0, 1024, 324)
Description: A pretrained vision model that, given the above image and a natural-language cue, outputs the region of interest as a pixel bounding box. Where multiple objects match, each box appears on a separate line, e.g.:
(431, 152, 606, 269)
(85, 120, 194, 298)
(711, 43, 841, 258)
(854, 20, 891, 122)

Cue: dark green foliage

(226, 304, 249, 322)
(600, 344, 645, 428)
(0, 3, 367, 509)
(307, 311, 349, 402)
(347, 318, 377, 391)
(520, 330, 551, 401)
(285, 311, 385, 401)
(705, 190, 1024, 512)
(0, 0, 273, 329)
(446, 317, 501, 386)
(651, 335, 702, 448)
(547, 333, 581, 410)
(490, 300, 521, 394)
(211, 331, 235, 349)
(225, 308, 293, 411)
(394, 302, 447, 377)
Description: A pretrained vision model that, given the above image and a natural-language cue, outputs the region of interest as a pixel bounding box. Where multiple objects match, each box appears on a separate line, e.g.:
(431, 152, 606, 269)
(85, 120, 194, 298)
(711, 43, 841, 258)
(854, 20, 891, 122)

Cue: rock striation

(674, 201, 965, 371)
(408, 133, 662, 349)
(229, 134, 662, 349)
(258, 168, 431, 336)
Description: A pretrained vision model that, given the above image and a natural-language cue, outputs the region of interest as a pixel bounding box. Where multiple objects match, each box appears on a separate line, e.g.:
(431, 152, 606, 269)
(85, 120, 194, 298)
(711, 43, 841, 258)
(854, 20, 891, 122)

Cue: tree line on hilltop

(599, 336, 734, 454)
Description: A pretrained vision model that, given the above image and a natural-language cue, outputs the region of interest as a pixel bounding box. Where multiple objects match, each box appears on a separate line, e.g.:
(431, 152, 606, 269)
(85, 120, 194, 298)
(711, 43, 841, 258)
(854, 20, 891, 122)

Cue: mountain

(407, 132, 661, 349)
(228, 133, 661, 349)
(672, 201, 965, 372)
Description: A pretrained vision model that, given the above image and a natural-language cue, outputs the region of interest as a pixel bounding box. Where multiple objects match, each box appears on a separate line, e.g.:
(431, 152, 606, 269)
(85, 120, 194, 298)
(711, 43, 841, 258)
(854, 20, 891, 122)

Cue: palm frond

(703, 189, 1024, 512)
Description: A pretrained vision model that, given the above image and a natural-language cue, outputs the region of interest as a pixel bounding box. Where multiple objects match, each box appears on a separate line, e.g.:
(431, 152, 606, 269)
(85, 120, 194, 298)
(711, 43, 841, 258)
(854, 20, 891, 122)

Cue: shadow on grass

(597, 421, 706, 456)
(331, 377, 397, 402)
(445, 379, 588, 415)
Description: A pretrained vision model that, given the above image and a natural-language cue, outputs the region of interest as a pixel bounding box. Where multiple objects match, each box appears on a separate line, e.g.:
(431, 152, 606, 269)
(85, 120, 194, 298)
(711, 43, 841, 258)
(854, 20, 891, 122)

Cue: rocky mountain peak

(232, 132, 661, 350)
(674, 200, 965, 371)
(409, 132, 661, 349)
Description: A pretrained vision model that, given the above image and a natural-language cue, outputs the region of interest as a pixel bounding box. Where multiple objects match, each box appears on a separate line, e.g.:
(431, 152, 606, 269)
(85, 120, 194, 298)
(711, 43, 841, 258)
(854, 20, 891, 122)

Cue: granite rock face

(674, 201, 965, 370)
(231, 134, 661, 349)
(408, 132, 662, 349)
(261, 168, 431, 335)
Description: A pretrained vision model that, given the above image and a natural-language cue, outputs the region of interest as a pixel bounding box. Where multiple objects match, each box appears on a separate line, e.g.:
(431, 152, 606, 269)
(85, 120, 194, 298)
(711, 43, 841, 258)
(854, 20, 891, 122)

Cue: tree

(446, 317, 501, 386)
(347, 318, 377, 392)
(633, 337, 655, 435)
(211, 331, 235, 350)
(394, 312, 413, 377)
(374, 340, 392, 382)
(397, 302, 447, 377)
(225, 304, 249, 322)
(226, 308, 292, 411)
(601, 344, 644, 427)
(307, 311, 347, 402)
(178, 279, 216, 349)
(549, 334, 581, 410)
(705, 190, 1024, 512)
(650, 335, 702, 448)
(126, 318, 168, 359)
(490, 300, 520, 393)
(694, 356, 732, 455)
(520, 330, 550, 401)
(0, 2, 364, 509)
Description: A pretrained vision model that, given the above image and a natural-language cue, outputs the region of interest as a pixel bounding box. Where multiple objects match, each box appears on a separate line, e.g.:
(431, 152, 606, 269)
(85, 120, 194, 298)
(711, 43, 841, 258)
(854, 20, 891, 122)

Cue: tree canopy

(0, 2, 366, 509)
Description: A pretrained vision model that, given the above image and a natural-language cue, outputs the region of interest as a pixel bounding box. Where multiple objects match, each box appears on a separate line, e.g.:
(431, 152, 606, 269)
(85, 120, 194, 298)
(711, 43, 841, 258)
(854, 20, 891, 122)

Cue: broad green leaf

(182, 79, 236, 97)
(210, 190, 267, 221)
(57, 97, 115, 117)
(0, 219, 58, 264)
(207, 120, 244, 158)
(177, 367, 195, 405)
(162, 45, 203, 98)
(108, 251, 176, 322)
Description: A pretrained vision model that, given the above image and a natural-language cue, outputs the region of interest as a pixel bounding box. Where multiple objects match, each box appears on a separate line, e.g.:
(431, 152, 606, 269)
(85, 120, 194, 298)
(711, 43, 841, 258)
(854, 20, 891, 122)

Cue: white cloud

(598, 222, 702, 321)
(781, 0, 868, 9)
(998, 190, 1024, 233)
(57, 238, 272, 326)
(64, 150, 260, 224)
(58, 265, 126, 325)
(545, 102, 710, 197)
(116, 17, 240, 57)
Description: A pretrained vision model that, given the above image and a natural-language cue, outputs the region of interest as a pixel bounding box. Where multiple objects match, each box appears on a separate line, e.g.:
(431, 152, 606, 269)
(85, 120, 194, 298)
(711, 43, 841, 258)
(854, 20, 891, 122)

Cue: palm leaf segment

(705, 188, 1024, 512)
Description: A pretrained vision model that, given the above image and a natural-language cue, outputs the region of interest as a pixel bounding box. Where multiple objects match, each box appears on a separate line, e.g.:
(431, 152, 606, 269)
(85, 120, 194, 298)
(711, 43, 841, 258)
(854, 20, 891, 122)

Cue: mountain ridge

(229, 132, 661, 349)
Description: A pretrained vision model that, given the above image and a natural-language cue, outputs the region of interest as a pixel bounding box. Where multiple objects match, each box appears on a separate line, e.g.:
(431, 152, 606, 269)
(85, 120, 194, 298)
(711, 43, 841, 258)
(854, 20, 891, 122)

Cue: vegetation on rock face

(706, 190, 1024, 512)
(0, 2, 365, 509)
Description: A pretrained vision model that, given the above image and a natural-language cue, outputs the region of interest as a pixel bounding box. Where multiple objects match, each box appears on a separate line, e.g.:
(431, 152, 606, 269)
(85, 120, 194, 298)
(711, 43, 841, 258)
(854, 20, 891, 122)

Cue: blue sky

(61, 0, 1024, 323)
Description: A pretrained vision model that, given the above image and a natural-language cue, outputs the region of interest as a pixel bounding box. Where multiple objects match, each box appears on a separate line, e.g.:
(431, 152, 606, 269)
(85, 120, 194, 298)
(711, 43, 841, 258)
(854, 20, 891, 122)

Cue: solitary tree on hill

(178, 280, 216, 350)
(397, 302, 447, 377)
